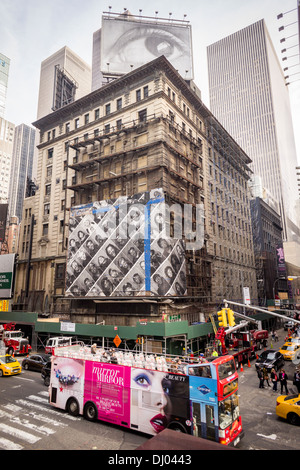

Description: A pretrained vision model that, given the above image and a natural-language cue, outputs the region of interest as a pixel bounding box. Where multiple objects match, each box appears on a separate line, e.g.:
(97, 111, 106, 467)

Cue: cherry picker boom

(214, 306, 269, 367)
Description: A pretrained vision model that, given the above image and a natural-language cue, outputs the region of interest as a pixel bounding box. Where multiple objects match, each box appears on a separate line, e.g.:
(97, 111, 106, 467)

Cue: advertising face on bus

(131, 368, 170, 435)
(52, 357, 85, 409)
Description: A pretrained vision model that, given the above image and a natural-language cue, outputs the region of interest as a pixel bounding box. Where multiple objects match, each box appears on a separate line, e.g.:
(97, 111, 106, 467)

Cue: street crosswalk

(0, 390, 80, 450)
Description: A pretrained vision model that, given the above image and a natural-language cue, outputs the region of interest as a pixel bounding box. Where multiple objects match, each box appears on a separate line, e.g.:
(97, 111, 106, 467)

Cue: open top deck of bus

(53, 342, 234, 376)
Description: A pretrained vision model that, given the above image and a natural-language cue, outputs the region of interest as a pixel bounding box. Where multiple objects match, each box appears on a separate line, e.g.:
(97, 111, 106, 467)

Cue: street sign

(113, 335, 122, 348)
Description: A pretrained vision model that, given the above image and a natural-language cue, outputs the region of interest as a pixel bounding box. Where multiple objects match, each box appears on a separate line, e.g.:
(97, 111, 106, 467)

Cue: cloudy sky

(1, 0, 299, 162)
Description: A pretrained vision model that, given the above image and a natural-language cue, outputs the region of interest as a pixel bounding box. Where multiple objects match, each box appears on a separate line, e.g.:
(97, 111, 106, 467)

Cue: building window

(138, 109, 147, 123)
(45, 184, 51, 196)
(75, 118, 79, 129)
(44, 203, 50, 215)
(104, 123, 110, 134)
(105, 103, 111, 115)
(116, 98, 122, 110)
(66, 122, 70, 133)
(55, 263, 65, 280)
(46, 166, 52, 178)
(84, 113, 89, 125)
(136, 89, 141, 102)
(95, 108, 100, 120)
(116, 119, 122, 130)
(48, 148, 53, 159)
(42, 224, 49, 236)
(143, 86, 149, 98)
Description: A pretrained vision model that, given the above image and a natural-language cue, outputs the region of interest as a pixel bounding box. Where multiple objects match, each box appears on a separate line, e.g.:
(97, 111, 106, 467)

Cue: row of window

(46, 86, 150, 142)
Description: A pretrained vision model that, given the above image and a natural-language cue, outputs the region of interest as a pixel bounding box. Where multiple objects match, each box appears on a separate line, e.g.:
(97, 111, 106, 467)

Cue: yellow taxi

(0, 354, 22, 376)
(279, 342, 300, 361)
(276, 394, 300, 425)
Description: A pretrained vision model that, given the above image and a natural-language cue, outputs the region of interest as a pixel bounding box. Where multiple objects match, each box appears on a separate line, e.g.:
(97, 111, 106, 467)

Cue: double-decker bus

(48, 344, 243, 446)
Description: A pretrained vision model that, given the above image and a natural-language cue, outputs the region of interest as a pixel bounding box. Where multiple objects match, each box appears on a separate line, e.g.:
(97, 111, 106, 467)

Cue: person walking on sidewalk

(279, 369, 289, 395)
(270, 368, 278, 392)
(263, 366, 271, 387)
(293, 369, 300, 394)
(257, 368, 264, 389)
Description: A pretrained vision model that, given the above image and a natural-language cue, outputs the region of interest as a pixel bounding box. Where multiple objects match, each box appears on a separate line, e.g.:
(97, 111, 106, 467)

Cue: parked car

(255, 349, 284, 372)
(276, 394, 300, 425)
(41, 360, 51, 386)
(22, 353, 50, 372)
(284, 320, 295, 331)
(279, 342, 300, 361)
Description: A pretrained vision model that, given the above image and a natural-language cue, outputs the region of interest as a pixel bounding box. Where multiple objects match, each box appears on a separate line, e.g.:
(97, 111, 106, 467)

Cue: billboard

(66, 189, 187, 297)
(100, 16, 194, 80)
(0, 203, 8, 242)
(0, 254, 15, 299)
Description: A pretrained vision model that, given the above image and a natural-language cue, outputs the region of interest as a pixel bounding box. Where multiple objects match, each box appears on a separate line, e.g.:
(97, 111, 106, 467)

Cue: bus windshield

(219, 391, 240, 430)
(218, 359, 236, 380)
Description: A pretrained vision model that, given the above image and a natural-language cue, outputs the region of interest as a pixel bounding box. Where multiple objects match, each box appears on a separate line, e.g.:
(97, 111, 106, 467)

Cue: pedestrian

(274, 331, 279, 342)
(293, 369, 300, 394)
(279, 369, 289, 395)
(263, 366, 271, 387)
(271, 330, 275, 342)
(270, 368, 278, 392)
(257, 367, 264, 389)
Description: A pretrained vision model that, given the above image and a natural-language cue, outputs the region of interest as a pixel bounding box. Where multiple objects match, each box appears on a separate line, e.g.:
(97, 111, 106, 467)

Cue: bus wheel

(84, 402, 98, 422)
(67, 397, 80, 417)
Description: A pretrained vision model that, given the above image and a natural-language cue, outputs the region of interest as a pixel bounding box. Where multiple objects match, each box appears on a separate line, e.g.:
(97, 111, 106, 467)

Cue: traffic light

(227, 309, 236, 327)
(217, 309, 228, 328)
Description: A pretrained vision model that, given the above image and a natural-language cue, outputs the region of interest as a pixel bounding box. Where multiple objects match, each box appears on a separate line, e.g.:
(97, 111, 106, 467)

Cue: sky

(1, 0, 299, 163)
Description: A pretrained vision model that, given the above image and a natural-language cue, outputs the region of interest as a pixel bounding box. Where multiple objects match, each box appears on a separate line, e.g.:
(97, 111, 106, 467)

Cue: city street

(0, 327, 299, 452)
(237, 327, 300, 450)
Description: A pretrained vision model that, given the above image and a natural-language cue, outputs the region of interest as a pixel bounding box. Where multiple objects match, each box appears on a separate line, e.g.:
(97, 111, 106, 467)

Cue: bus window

(219, 391, 240, 430)
(189, 365, 212, 378)
(192, 402, 201, 437)
(218, 359, 235, 380)
(205, 404, 216, 441)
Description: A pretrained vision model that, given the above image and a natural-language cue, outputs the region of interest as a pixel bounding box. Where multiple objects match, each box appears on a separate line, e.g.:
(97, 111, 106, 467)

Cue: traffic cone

(248, 358, 251, 368)
(240, 363, 244, 372)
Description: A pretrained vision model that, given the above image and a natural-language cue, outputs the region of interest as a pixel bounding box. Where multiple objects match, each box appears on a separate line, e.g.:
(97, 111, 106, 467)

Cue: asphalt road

(237, 327, 300, 450)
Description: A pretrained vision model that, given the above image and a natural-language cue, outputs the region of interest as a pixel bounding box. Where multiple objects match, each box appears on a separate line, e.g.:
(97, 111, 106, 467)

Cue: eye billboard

(66, 189, 187, 298)
(100, 15, 194, 80)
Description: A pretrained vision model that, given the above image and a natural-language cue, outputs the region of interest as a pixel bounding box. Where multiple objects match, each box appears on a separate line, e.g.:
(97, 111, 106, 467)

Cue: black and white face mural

(66, 189, 187, 297)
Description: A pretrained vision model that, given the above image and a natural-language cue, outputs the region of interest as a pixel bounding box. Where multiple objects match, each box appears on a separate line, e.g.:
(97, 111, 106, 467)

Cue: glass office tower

(0, 53, 10, 118)
(207, 19, 299, 244)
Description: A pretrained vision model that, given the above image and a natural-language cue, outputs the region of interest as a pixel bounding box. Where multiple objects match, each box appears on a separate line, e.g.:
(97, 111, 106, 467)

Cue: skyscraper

(8, 123, 35, 222)
(207, 19, 300, 251)
(0, 53, 10, 118)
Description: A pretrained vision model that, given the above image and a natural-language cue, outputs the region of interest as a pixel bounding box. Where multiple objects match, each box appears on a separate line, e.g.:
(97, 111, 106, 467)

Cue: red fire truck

(0, 323, 31, 356)
(213, 309, 268, 368)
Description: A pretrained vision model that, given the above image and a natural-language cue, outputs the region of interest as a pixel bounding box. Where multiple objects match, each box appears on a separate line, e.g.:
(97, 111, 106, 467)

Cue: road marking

(0, 423, 40, 444)
(16, 399, 79, 421)
(0, 437, 23, 450)
(0, 409, 56, 436)
(26, 394, 49, 404)
(257, 433, 277, 440)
